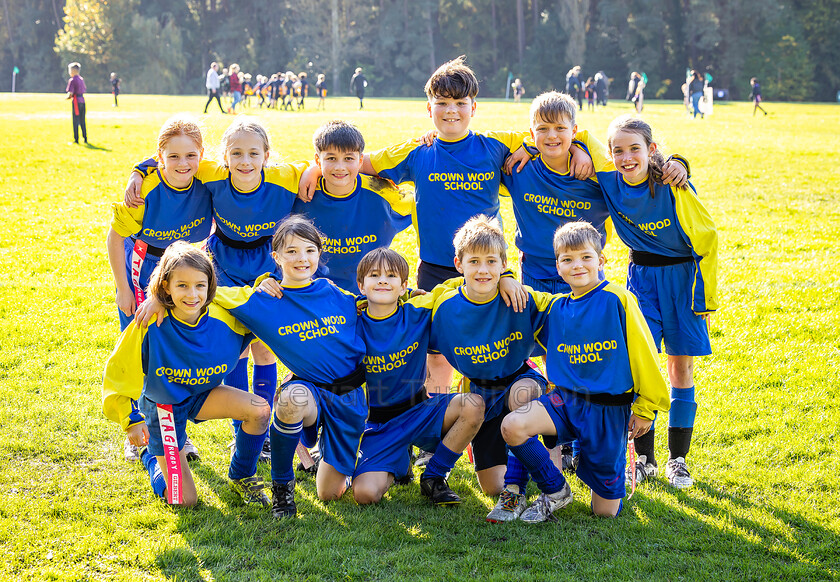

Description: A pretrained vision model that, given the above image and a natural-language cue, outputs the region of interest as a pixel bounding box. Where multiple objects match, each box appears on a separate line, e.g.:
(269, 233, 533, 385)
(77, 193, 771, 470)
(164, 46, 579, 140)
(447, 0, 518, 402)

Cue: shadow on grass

(155, 465, 838, 581)
(83, 142, 112, 151)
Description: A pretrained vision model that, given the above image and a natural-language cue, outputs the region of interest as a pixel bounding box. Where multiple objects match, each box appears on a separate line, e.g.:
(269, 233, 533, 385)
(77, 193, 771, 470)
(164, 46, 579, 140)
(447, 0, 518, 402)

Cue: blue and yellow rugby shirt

(102, 304, 254, 430)
(536, 280, 669, 420)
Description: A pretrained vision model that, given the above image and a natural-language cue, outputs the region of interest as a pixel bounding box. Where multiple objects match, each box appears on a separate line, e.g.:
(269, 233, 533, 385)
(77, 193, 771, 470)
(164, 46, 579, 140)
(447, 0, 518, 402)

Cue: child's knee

(252, 399, 272, 430)
(500, 413, 528, 444)
(460, 393, 485, 425)
(353, 485, 383, 505)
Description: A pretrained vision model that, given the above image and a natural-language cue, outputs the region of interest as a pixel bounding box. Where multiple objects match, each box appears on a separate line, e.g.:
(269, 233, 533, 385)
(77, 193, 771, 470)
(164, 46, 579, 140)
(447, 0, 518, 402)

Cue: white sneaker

(183, 436, 200, 461)
(519, 482, 574, 523)
(625, 454, 657, 486)
(486, 488, 527, 523)
(123, 436, 139, 462)
(414, 450, 434, 467)
(665, 457, 694, 489)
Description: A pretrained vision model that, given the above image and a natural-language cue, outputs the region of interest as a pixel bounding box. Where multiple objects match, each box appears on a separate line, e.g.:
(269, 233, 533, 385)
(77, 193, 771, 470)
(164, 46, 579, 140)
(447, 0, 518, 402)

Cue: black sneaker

(560, 445, 578, 475)
(231, 475, 270, 507)
(271, 479, 297, 518)
(258, 439, 271, 464)
(419, 476, 461, 506)
(394, 472, 414, 486)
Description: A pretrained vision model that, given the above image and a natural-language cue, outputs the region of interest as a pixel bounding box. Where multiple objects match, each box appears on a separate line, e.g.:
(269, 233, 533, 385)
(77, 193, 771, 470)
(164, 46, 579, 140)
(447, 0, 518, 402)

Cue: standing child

(65, 62, 87, 144)
(315, 74, 327, 110)
(501, 222, 669, 520)
(103, 242, 272, 507)
(110, 72, 121, 107)
(584, 77, 596, 111)
(292, 120, 413, 292)
(298, 72, 309, 109)
(599, 116, 718, 489)
(512, 78, 525, 104)
(749, 78, 768, 116)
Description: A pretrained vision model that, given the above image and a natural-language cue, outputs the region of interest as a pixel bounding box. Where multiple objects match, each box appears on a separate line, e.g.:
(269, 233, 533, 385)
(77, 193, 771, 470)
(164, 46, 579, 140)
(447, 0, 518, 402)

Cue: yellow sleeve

(406, 276, 464, 309)
(362, 175, 415, 217)
(102, 321, 148, 431)
(483, 130, 530, 153)
(110, 175, 160, 237)
(674, 185, 718, 313)
(207, 303, 252, 336)
(195, 159, 228, 183)
(369, 139, 419, 176)
(619, 289, 669, 420)
(571, 129, 614, 172)
(213, 283, 257, 310)
(264, 160, 310, 190)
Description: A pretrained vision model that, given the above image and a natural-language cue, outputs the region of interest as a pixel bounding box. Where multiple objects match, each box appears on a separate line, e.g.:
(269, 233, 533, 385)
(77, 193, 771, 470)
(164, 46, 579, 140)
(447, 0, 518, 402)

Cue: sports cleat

(183, 436, 200, 462)
(486, 488, 526, 523)
(258, 438, 271, 464)
(665, 457, 694, 489)
(561, 445, 578, 475)
(625, 454, 657, 486)
(231, 475, 270, 507)
(519, 482, 574, 523)
(414, 450, 433, 467)
(124, 436, 139, 462)
(271, 479, 297, 518)
(394, 472, 414, 486)
(419, 476, 461, 506)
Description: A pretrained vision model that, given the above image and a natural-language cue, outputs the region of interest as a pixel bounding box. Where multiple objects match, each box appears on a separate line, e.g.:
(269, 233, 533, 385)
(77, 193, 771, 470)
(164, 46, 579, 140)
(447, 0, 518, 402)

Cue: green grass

(0, 93, 838, 581)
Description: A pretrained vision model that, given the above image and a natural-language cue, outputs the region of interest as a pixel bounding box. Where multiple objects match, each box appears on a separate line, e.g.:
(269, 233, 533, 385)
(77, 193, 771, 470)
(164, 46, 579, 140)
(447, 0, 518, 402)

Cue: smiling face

(272, 234, 320, 286)
(427, 95, 476, 141)
(610, 129, 656, 184)
(224, 131, 269, 191)
(555, 244, 604, 295)
(159, 134, 203, 188)
(163, 266, 209, 324)
(531, 113, 577, 172)
(317, 148, 363, 196)
(359, 261, 407, 315)
(455, 248, 506, 303)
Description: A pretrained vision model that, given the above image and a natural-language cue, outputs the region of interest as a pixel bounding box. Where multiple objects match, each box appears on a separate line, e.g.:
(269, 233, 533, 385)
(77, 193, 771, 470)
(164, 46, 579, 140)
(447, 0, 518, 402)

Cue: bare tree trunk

(332, 0, 341, 95)
(490, 0, 498, 70)
(517, 0, 524, 70)
(557, 0, 588, 66)
(533, 0, 539, 29)
(426, 0, 436, 72)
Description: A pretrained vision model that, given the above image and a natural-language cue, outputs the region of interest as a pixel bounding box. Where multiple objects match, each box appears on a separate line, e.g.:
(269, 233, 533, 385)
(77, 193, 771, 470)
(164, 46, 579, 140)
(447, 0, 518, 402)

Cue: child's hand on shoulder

(256, 277, 284, 298)
(124, 172, 144, 208)
(628, 413, 652, 440)
(298, 165, 322, 202)
(126, 423, 150, 448)
(418, 129, 438, 147)
(661, 159, 688, 188)
(569, 144, 595, 180)
(503, 147, 532, 175)
(499, 276, 529, 312)
(135, 296, 165, 328)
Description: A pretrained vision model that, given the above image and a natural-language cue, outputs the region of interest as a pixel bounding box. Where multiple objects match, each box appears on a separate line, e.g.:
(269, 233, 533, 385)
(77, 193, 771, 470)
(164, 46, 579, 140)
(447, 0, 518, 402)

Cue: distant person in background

(316, 73, 327, 110)
(350, 67, 367, 109)
(584, 77, 596, 111)
(227, 64, 242, 114)
(298, 72, 309, 109)
(594, 71, 608, 106)
(511, 78, 525, 104)
(749, 77, 768, 116)
(565, 66, 583, 110)
(110, 72, 121, 107)
(66, 62, 87, 144)
(627, 71, 645, 113)
(204, 62, 225, 114)
(688, 70, 706, 119)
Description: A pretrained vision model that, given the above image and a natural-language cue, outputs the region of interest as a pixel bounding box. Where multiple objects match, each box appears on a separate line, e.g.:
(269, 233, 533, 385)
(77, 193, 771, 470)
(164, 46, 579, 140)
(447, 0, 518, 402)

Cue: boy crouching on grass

(501, 222, 669, 521)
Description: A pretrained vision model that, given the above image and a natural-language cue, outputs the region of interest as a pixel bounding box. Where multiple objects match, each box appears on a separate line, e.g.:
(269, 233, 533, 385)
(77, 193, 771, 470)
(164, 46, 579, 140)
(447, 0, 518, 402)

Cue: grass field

(0, 92, 838, 581)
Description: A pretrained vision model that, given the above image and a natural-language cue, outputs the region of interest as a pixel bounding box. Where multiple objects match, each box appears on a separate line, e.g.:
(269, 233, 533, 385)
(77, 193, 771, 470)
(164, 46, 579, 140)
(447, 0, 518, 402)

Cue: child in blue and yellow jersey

(315, 74, 327, 110)
(421, 215, 553, 523)
(352, 248, 486, 507)
(215, 216, 369, 519)
(599, 116, 718, 490)
(103, 243, 272, 507)
(107, 116, 213, 331)
(501, 222, 669, 521)
(292, 121, 413, 292)
(126, 117, 311, 454)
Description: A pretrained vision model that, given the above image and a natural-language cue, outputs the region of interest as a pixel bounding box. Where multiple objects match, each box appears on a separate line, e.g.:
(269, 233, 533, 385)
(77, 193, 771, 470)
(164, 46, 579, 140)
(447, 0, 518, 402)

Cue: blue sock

(226, 358, 250, 433)
(669, 386, 697, 428)
(252, 364, 277, 437)
(571, 439, 581, 458)
(421, 443, 461, 479)
(270, 415, 302, 483)
(229, 427, 266, 480)
(141, 448, 167, 499)
(510, 437, 566, 494)
(503, 451, 529, 492)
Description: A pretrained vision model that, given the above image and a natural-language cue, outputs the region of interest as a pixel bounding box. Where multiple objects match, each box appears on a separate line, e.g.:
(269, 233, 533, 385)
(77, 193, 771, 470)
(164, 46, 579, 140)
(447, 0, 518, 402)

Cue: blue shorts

(206, 234, 281, 287)
(119, 238, 163, 330)
(470, 368, 547, 471)
(139, 391, 212, 457)
(289, 379, 368, 478)
(541, 391, 630, 500)
(627, 261, 712, 356)
(355, 394, 456, 478)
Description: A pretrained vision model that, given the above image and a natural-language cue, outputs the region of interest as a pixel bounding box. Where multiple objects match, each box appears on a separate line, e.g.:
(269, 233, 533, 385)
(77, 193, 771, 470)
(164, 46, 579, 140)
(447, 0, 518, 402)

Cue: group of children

(219, 67, 328, 113)
(102, 56, 718, 523)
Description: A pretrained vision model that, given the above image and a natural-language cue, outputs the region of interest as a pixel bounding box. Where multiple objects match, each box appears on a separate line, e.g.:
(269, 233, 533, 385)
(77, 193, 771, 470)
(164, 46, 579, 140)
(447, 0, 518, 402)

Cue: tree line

(1, 0, 837, 102)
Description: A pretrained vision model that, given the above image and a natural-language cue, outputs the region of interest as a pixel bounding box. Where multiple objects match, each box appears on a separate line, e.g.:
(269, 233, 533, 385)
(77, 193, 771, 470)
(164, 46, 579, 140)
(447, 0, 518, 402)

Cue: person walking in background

(627, 72, 645, 113)
(594, 71, 608, 106)
(750, 78, 768, 116)
(512, 78, 525, 104)
(350, 67, 367, 109)
(584, 77, 596, 111)
(688, 70, 706, 119)
(315, 73, 327, 110)
(227, 64, 242, 114)
(66, 62, 87, 144)
(565, 66, 583, 110)
(110, 72, 121, 107)
(204, 62, 225, 114)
